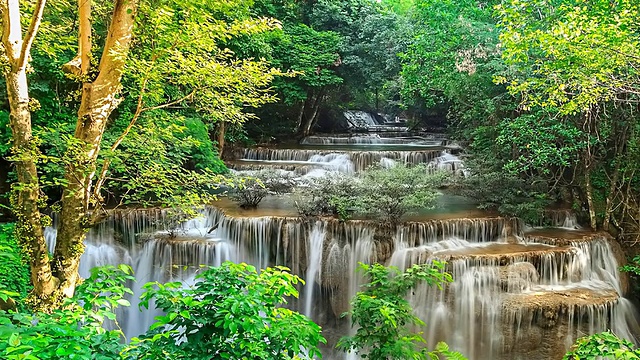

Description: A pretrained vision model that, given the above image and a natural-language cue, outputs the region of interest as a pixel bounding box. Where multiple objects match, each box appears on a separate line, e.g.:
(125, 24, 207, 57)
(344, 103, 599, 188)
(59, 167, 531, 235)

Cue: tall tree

(54, 0, 139, 301)
(1, 0, 282, 307)
(1, 0, 53, 304)
(496, 0, 640, 233)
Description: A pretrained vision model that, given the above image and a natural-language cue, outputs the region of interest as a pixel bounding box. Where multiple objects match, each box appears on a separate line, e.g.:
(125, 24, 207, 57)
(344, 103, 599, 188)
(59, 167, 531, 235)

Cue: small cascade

(343, 111, 379, 127)
(300, 135, 445, 146)
(342, 111, 409, 132)
(534, 209, 581, 229)
(427, 152, 467, 176)
(239, 148, 442, 172)
(395, 217, 520, 247)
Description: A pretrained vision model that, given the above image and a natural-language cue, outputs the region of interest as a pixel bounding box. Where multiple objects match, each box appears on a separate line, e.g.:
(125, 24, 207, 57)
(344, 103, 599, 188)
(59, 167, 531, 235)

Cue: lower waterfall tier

(43, 207, 639, 360)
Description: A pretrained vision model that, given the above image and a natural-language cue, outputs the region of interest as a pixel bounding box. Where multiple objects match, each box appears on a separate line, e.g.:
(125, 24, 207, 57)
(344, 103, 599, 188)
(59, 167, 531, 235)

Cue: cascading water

(300, 134, 446, 146)
(45, 133, 640, 360)
(304, 221, 326, 317)
(235, 148, 443, 173)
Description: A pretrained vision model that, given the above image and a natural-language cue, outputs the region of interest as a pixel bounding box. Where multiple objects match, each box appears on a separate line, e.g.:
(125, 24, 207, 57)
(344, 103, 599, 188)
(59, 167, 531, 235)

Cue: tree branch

(18, 0, 47, 70)
(91, 89, 196, 208)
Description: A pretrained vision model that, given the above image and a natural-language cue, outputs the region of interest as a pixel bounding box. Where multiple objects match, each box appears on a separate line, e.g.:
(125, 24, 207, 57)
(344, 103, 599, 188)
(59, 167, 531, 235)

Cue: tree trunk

(5, 69, 58, 302)
(603, 125, 630, 231)
(2, 0, 57, 306)
(602, 164, 620, 231)
(300, 88, 325, 137)
(217, 121, 226, 157)
(295, 98, 308, 134)
(53, 0, 139, 298)
(303, 94, 323, 136)
(584, 170, 597, 231)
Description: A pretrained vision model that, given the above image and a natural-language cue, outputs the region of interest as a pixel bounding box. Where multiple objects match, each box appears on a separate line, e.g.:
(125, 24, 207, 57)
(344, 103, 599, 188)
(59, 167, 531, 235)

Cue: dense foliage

(0, 224, 30, 307)
(0, 265, 134, 359)
(564, 331, 640, 360)
(134, 262, 325, 359)
(0, 263, 325, 360)
(338, 262, 465, 360)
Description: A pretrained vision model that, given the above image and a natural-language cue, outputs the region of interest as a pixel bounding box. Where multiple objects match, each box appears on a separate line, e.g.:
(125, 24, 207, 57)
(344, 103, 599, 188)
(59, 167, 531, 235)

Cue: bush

(0, 223, 31, 306)
(452, 157, 552, 224)
(564, 332, 640, 359)
(337, 262, 465, 360)
(295, 165, 446, 224)
(230, 170, 296, 208)
(357, 165, 446, 225)
(294, 174, 360, 220)
(0, 265, 133, 359)
(0, 263, 325, 360)
(132, 262, 325, 359)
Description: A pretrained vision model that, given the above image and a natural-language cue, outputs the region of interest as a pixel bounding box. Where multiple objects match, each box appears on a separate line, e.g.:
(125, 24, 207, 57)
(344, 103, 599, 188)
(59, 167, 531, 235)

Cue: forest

(0, 0, 639, 359)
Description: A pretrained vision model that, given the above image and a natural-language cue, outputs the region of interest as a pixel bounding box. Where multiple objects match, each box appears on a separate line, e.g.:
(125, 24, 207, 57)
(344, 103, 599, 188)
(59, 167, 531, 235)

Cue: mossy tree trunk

(54, 0, 138, 299)
(1, 0, 139, 306)
(1, 0, 59, 305)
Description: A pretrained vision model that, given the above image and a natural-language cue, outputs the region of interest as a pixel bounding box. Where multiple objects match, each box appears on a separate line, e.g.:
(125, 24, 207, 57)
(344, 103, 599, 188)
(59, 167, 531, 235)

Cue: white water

(304, 222, 326, 317)
(238, 148, 445, 173)
(41, 133, 640, 360)
(343, 111, 379, 128)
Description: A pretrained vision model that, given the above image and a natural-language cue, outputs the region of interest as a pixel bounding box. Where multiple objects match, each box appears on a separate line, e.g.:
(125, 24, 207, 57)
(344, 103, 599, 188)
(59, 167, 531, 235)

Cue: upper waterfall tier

(239, 148, 442, 172)
(300, 134, 448, 146)
(231, 148, 464, 175)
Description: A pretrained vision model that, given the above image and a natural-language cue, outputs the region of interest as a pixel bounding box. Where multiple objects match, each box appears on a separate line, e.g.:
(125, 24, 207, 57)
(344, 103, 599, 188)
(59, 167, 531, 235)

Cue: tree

(2, 0, 64, 307)
(310, 0, 411, 113)
(337, 262, 465, 360)
(401, 0, 505, 127)
(1, 0, 283, 308)
(269, 24, 343, 136)
(496, 0, 640, 233)
(2, 0, 140, 307)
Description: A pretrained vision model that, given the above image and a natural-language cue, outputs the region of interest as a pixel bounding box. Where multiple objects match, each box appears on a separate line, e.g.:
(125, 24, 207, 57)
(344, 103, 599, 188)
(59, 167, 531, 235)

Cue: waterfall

(304, 221, 326, 317)
(238, 148, 442, 172)
(40, 132, 640, 360)
(343, 111, 380, 127)
(300, 135, 446, 146)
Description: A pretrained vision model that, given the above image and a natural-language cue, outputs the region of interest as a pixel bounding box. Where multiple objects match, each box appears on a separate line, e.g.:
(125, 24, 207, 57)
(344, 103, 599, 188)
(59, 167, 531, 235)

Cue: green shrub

(230, 170, 296, 208)
(357, 165, 446, 225)
(453, 157, 552, 224)
(0, 265, 133, 359)
(295, 165, 446, 224)
(294, 174, 360, 220)
(0, 223, 31, 303)
(337, 262, 465, 360)
(131, 262, 326, 359)
(0, 263, 325, 360)
(564, 332, 640, 359)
